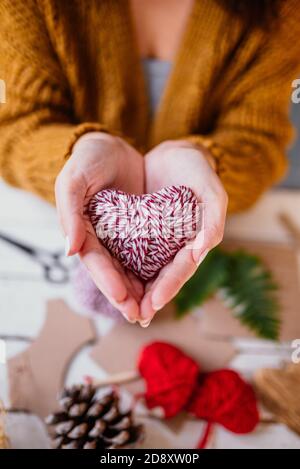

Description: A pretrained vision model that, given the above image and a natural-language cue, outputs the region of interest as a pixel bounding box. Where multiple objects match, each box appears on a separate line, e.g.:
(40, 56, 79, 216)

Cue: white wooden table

(0, 180, 300, 449)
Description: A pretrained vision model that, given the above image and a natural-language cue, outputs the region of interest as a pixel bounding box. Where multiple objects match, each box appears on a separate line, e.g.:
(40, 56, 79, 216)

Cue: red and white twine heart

(88, 185, 200, 280)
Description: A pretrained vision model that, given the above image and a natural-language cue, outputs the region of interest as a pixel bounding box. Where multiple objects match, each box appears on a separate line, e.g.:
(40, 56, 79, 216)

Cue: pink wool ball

(71, 262, 124, 321)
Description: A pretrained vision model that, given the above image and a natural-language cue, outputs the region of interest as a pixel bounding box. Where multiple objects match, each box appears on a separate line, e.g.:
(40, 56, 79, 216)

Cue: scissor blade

(0, 232, 36, 255)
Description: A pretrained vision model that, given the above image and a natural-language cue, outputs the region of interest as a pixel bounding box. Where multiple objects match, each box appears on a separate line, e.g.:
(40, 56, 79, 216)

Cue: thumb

(55, 171, 87, 256)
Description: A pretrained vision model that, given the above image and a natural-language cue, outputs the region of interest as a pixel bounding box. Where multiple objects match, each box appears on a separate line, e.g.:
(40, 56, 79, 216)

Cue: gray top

(142, 58, 300, 188)
(142, 58, 172, 115)
(285, 104, 300, 188)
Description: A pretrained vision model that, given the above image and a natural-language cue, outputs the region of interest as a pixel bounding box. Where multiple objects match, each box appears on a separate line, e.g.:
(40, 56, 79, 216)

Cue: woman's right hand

(55, 132, 145, 323)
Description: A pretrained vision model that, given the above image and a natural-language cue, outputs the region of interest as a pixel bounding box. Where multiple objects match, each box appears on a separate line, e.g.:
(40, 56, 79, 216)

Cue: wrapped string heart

(88, 185, 200, 280)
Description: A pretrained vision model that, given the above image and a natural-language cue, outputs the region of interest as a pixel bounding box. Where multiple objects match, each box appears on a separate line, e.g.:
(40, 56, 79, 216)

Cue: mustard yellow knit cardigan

(0, 0, 300, 212)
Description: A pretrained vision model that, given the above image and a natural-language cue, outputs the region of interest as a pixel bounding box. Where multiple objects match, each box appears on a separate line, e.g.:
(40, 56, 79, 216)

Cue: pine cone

(45, 385, 143, 449)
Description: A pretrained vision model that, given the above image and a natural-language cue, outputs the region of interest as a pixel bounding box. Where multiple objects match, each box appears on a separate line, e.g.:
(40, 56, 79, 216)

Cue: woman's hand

(140, 140, 228, 325)
(55, 132, 144, 323)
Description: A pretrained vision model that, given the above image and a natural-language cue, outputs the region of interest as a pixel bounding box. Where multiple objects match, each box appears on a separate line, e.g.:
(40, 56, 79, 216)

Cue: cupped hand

(140, 140, 228, 325)
(55, 132, 145, 322)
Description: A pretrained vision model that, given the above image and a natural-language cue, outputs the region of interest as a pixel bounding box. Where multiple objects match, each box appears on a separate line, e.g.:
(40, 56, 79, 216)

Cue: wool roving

(88, 186, 200, 281)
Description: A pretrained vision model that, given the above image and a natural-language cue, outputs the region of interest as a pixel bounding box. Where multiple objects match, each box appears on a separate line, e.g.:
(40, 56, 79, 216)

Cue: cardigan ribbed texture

(0, 0, 300, 211)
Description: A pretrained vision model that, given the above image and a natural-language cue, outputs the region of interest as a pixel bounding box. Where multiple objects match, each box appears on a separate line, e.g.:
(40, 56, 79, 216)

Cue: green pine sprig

(174, 247, 280, 340)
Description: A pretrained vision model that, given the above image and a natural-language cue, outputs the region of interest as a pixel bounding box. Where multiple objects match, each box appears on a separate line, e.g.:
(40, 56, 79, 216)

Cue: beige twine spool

(0, 400, 10, 449)
(254, 363, 300, 435)
(255, 214, 300, 435)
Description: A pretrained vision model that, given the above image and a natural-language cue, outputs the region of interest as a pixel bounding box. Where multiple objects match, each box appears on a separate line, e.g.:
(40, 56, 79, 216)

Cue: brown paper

(8, 299, 96, 418)
(90, 304, 236, 375)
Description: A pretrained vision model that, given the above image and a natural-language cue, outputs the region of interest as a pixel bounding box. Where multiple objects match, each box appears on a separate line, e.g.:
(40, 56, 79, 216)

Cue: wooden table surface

(0, 180, 300, 449)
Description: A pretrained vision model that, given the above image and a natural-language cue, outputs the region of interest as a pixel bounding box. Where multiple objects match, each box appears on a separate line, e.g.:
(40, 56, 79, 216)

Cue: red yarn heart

(138, 342, 200, 418)
(187, 369, 259, 434)
(88, 185, 199, 280)
(137, 342, 259, 447)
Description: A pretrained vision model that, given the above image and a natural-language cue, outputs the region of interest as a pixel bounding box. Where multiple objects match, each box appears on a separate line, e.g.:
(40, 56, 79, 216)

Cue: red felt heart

(88, 185, 200, 280)
(138, 342, 200, 418)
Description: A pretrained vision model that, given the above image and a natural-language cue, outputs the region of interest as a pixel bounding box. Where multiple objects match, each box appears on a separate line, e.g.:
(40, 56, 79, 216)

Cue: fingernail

(196, 249, 209, 266)
(152, 303, 164, 312)
(139, 319, 152, 328)
(128, 318, 137, 324)
(64, 236, 70, 256)
(121, 312, 136, 324)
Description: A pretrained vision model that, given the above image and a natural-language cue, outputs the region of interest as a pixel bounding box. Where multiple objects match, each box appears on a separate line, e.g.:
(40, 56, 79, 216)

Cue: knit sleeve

(0, 0, 108, 204)
(184, 3, 300, 213)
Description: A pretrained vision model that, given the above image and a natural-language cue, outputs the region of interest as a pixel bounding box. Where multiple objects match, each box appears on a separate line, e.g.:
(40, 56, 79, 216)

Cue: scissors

(0, 231, 69, 284)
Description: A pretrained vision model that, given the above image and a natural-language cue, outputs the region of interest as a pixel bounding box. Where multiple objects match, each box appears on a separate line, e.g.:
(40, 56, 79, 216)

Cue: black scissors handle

(43, 260, 69, 284)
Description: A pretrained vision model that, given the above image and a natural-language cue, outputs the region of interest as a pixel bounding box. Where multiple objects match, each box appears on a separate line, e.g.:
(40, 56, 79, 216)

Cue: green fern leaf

(174, 248, 280, 340)
(221, 251, 280, 340)
(174, 248, 228, 317)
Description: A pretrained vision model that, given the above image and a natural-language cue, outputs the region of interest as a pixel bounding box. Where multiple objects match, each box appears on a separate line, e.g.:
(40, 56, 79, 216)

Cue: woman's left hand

(140, 140, 228, 325)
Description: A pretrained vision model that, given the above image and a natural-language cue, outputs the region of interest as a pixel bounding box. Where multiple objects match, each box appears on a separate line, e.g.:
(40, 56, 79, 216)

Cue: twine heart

(88, 185, 200, 280)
